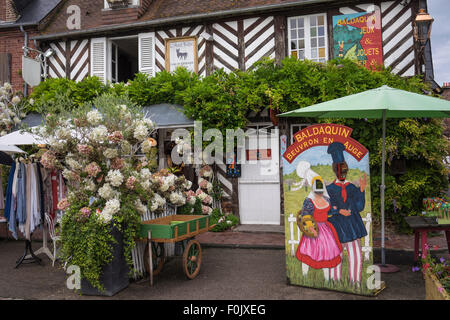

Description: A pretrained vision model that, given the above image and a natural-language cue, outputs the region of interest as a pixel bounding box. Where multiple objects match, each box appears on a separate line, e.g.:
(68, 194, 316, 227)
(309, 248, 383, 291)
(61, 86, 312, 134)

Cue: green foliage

(25, 58, 449, 233)
(177, 197, 202, 215)
(126, 68, 199, 106)
(28, 76, 108, 114)
(59, 202, 115, 292)
(209, 209, 239, 232)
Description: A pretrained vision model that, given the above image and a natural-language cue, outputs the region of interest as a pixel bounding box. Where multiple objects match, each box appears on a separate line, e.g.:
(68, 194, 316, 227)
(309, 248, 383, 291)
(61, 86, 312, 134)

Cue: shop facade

(28, 0, 435, 225)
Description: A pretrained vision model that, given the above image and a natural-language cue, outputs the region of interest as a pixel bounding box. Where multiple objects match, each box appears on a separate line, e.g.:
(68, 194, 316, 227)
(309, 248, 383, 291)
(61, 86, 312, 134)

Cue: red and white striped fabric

(330, 239, 362, 283)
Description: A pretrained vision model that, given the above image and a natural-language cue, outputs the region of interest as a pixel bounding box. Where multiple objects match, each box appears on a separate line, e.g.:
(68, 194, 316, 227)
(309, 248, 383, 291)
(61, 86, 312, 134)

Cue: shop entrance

(238, 124, 280, 225)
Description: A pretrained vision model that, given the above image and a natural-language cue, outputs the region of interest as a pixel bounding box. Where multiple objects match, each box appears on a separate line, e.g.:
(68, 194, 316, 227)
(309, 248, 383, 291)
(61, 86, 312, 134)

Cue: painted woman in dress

(295, 161, 342, 282)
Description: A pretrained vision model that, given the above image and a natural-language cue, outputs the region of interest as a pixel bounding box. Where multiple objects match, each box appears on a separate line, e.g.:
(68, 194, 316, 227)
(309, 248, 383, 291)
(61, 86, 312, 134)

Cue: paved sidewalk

(198, 223, 448, 249)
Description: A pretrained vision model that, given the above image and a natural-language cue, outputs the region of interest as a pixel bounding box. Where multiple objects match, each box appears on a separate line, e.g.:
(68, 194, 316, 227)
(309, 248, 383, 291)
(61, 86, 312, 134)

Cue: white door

(238, 125, 280, 225)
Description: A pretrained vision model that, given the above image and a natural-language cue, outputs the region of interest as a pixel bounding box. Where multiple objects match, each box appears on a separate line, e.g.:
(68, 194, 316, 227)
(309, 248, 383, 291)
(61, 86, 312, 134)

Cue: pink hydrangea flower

(77, 144, 93, 155)
(110, 157, 124, 170)
(202, 195, 212, 205)
(199, 179, 209, 190)
(202, 205, 212, 215)
(108, 131, 123, 143)
(57, 198, 70, 211)
(84, 162, 101, 177)
(40, 151, 57, 169)
(126, 176, 137, 190)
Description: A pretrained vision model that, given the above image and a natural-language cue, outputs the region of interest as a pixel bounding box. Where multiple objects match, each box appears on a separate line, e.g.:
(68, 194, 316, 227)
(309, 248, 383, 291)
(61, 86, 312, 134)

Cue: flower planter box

(81, 226, 129, 296)
(424, 270, 450, 300)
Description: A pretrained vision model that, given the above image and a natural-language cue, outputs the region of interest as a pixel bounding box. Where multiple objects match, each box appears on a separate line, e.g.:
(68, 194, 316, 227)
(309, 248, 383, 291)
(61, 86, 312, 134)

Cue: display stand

(15, 235, 42, 268)
(24, 224, 54, 262)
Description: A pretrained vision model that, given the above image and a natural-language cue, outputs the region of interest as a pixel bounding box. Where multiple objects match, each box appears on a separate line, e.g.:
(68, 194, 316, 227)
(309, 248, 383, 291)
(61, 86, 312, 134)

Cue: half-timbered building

(30, 0, 436, 226)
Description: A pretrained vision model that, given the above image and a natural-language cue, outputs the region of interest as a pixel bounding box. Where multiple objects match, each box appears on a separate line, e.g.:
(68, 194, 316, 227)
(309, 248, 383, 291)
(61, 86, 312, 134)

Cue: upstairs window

(288, 14, 328, 63)
(104, 0, 139, 9)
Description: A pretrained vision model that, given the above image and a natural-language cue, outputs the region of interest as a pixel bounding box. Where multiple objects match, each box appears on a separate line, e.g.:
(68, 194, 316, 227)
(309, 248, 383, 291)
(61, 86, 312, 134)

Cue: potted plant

(418, 245, 450, 300)
(36, 95, 159, 295)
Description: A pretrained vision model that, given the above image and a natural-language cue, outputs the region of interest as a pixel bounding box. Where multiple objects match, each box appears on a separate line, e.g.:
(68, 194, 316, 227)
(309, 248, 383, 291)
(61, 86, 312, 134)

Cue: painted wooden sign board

(332, 7, 383, 70)
(282, 124, 380, 296)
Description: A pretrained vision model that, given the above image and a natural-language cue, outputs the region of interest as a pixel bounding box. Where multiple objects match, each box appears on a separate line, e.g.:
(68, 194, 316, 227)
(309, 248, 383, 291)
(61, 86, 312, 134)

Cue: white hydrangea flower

(183, 180, 192, 190)
(103, 198, 120, 215)
(103, 148, 118, 159)
(133, 124, 148, 141)
(197, 192, 208, 201)
(140, 168, 152, 181)
(85, 179, 97, 192)
(90, 125, 108, 142)
(169, 192, 186, 206)
(98, 211, 113, 224)
(150, 193, 166, 212)
(106, 169, 124, 187)
(188, 196, 197, 205)
(66, 157, 82, 171)
(11, 96, 20, 104)
(87, 110, 102, 125)
(134, 199, 147, 215)
(98, 183, 117, 200)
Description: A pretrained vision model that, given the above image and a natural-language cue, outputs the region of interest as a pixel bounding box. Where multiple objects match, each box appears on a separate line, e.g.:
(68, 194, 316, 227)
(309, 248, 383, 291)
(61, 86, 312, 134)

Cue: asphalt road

(0, 240, 425, 300)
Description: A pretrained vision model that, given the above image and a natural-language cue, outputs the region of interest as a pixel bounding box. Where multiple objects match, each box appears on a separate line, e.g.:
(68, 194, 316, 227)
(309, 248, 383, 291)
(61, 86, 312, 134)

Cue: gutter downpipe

(32, 0, 335, 41)
(20, 25, 28, 97)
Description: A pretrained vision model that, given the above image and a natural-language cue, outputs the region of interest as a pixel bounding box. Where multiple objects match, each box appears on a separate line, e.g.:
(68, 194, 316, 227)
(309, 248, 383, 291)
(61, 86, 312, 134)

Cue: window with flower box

(288, 14, 328, 63)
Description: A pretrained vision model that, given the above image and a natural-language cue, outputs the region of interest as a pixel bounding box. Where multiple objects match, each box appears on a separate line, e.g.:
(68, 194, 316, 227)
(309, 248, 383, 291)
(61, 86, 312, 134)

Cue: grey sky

(428, 0, 450, 86)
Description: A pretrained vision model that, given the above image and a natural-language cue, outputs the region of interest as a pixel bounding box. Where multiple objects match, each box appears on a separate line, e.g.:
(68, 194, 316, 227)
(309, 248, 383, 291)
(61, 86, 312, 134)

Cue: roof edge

(32, 0, 334, 41)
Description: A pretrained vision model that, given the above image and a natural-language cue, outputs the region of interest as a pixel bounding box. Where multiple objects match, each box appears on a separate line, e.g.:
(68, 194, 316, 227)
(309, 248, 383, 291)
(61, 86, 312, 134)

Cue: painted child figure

(295, 162, 343, 282)
(326, 142, 367, 286)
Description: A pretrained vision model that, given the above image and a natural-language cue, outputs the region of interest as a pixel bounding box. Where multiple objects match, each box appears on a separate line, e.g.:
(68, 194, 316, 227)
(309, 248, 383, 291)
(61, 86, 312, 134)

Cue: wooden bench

(404, 216, 450, 261)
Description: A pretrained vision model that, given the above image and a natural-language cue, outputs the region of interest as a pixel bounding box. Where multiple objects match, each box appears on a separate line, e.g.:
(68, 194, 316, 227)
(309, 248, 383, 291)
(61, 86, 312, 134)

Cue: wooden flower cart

(138, 215, 215, 285)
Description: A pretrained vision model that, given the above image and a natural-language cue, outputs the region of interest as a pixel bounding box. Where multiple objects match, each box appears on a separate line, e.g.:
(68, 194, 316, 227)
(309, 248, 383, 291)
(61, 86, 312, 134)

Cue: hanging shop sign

(282, 123, 381, 296)
(165, 36, 198, 73)
(332, 7, 383, 70)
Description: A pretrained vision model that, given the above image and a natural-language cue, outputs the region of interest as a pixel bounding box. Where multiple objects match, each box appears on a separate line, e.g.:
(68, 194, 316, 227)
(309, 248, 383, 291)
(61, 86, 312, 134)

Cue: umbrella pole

(381, 110, 386, 266)
(378, 110, 399, 273)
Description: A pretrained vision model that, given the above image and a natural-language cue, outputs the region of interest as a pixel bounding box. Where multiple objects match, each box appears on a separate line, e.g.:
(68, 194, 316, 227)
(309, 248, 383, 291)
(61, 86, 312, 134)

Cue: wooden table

(404, 216, 450, 261)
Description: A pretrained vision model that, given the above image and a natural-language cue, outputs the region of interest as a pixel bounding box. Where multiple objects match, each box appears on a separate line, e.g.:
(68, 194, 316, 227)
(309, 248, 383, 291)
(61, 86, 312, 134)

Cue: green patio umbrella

(279, 85, 450, 269)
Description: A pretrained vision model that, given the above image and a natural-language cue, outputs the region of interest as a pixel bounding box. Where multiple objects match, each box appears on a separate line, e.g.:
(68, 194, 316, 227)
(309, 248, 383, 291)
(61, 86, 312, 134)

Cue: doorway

(238, 124, 281, 225)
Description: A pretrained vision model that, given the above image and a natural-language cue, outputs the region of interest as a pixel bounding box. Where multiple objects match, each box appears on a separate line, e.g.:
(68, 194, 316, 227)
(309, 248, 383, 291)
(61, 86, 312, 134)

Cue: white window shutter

(138, 32, 155, 77)
(90, 37, 107, 83)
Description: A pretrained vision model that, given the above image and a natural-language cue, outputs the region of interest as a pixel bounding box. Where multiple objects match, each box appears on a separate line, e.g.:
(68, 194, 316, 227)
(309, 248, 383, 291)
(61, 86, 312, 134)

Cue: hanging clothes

(5, 159, 60, 241)
(0, 166, 4, 210)
(4, 161, 16, 222)
(51, 170, 57, 220)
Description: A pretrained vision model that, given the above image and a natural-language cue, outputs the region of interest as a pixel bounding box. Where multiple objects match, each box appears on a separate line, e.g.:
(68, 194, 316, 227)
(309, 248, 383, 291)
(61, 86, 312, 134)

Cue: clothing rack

(7, 156, 60, 267)
(15, 236, 42, 268)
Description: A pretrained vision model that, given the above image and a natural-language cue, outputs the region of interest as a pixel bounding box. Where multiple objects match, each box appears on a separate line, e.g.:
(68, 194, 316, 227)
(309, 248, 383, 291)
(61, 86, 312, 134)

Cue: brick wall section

(101, 6, 140, 25)
(0, 26, 39, 92)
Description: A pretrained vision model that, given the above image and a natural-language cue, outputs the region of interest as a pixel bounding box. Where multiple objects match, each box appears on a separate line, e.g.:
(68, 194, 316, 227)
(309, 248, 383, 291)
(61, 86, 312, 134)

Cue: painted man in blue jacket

(326, 142, 367, 285)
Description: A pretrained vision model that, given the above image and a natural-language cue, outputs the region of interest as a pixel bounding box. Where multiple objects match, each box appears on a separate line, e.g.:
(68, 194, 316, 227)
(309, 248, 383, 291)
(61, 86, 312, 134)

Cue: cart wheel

(144, 242, 165, 276)
(183, 240, 202, 279)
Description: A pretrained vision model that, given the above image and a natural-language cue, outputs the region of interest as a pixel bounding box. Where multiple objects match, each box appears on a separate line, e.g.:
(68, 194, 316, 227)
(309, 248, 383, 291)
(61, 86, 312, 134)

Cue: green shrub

(177, 198, 202, 215)
(209, 209, 239, 232)
(127, 67, 199, 106)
